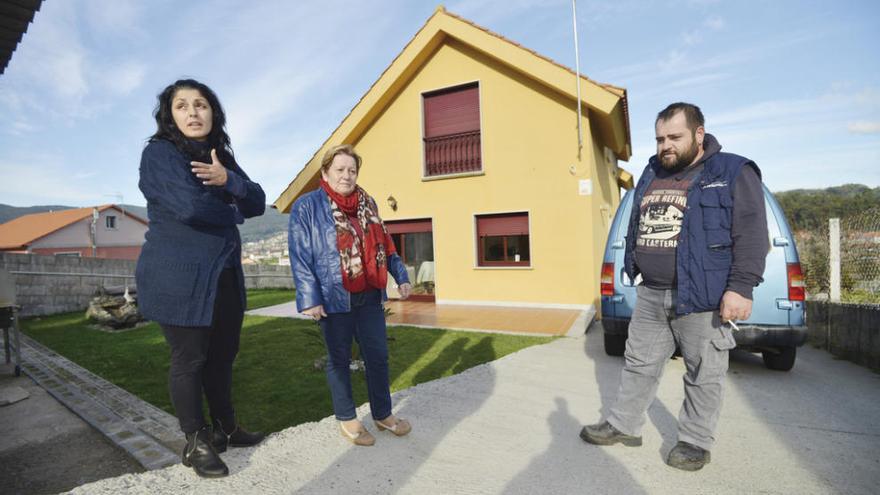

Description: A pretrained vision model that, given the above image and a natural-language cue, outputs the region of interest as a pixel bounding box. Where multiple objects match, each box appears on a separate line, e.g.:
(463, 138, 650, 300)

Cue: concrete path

(72, 325, 880, 494)
(247, 301, 593, 337)
(247, 301, 309, 319)
(15, 333, 183, 469)
(0, 363, 142, 494)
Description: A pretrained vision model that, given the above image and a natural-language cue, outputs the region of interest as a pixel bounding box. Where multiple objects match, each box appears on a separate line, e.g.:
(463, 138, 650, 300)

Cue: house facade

(275, 7, 632, 311)
(0, 205, 148, 260)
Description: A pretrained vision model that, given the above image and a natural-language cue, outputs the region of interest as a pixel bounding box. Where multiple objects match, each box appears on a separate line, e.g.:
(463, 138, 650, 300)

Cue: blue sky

(1, 0, 878, 207)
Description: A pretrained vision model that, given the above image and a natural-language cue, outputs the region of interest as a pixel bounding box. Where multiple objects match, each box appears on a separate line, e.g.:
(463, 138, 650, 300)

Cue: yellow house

(275, 7, 632, 314)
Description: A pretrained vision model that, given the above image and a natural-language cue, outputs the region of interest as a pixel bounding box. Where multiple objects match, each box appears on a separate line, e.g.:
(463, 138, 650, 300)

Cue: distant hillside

(0, 204, 76, 224)
(6, 185, 879, 243)
(772, 184, 880, 231)
(0, 203, 286, 243)
(238, 206, 289, 243)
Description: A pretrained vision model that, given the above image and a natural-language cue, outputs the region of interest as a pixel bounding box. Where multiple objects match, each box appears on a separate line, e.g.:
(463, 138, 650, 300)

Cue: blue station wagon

(599, 185, 807, 371)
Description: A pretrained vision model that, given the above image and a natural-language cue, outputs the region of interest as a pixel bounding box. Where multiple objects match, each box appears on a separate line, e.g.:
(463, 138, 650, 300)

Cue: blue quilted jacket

(136, 139, 265, 326)
(288, 188, 409, 313)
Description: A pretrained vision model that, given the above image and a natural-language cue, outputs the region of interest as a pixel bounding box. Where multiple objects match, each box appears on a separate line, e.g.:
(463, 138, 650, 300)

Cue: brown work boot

(666, 441, 711, 471)
(579, 421, 642, 447)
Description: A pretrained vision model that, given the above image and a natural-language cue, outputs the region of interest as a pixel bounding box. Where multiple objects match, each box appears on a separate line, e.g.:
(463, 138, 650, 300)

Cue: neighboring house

(0, 205, 147, 260)
(274, 7, 633, 311)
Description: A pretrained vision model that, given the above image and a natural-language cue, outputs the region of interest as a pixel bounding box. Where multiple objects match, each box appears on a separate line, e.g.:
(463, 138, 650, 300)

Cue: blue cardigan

(135, 139, 265, 326)
(288, 188, 409, 314)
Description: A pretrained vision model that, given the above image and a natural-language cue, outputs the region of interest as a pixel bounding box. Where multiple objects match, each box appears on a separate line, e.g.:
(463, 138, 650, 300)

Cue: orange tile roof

(0, 205, 146, 250)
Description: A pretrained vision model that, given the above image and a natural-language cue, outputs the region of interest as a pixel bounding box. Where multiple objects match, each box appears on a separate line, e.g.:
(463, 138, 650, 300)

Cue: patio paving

(248, 299, 592, 337)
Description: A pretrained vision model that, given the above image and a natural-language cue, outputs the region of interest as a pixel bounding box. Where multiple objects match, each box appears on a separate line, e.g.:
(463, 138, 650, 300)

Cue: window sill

(422, 170, 484, 182)
(474, 265, 533, 270)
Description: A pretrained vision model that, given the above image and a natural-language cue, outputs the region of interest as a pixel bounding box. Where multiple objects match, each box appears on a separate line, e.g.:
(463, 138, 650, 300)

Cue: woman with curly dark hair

(136, 79, 265, 477)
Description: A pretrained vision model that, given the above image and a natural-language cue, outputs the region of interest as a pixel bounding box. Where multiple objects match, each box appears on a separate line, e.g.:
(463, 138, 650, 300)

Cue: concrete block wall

(1, 253, 293, 317)
(807, 301, 880, 371)
(242, 263, 293, 289)
(1, 252, 137, 317)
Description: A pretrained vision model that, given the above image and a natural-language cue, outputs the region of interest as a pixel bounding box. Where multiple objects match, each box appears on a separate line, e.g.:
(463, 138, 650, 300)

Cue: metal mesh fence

(796, 223, 829, 296)
(797, 207, 880, 304)
(840, 207, 880, 303)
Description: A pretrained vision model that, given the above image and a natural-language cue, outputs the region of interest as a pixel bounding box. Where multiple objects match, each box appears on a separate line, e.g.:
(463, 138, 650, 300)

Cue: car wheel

(604, 333, 626, 356)
(762, 346, 796, 371)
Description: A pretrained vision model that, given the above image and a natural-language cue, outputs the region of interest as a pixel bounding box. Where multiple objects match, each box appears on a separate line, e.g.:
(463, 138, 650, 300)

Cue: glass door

(386, 219, 434, 301)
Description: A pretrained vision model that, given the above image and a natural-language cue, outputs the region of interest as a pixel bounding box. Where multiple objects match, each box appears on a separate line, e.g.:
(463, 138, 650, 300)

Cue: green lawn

(22, 308, 552, 433)
(246, 288, 296, 310)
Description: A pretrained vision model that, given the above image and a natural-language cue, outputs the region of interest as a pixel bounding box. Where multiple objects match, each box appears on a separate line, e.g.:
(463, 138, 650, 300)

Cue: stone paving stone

(11, 334, 181, 471)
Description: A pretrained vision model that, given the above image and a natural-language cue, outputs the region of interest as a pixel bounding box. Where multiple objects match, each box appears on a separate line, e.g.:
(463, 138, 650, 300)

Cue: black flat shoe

(182, 426, 229, 478)
(212, 418, 266, 453)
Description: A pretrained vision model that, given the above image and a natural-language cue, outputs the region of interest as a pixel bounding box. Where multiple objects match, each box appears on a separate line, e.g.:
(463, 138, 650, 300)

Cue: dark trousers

(161, 269, 243, 434)
(319, 289, 392, 421)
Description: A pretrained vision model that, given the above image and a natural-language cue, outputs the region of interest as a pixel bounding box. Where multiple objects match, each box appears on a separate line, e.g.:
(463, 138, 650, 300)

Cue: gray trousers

(607, 285, 737, 451)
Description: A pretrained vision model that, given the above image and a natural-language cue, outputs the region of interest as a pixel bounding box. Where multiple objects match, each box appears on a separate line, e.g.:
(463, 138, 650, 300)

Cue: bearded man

(580, 102, 769, 471)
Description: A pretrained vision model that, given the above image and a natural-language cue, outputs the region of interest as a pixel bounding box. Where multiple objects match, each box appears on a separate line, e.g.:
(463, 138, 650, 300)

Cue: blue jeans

(319, 289, 392, 421)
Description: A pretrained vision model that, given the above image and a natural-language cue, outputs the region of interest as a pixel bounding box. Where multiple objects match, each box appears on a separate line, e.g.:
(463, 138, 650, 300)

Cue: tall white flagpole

(572, 0, 583, 157)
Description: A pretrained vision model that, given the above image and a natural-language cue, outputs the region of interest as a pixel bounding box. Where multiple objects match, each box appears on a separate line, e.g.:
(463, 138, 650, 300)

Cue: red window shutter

(385, 218, 433, 234)
(477, 213, 529, 237)
(424, 84, 480, 138)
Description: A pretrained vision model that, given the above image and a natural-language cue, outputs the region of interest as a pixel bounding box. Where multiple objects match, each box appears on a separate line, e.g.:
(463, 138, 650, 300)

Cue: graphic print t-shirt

(634, 164, 703, 289)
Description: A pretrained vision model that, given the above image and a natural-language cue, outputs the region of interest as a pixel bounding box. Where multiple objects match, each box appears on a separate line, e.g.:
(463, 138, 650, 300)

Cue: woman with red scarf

(288, 144, 413, 446)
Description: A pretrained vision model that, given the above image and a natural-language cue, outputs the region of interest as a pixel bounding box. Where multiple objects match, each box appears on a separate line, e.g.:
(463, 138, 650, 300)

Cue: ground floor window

(476, 212, 530, 267)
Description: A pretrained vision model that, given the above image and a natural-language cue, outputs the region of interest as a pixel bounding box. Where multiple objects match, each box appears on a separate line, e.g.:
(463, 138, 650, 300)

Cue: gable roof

(0, 205, 147, 250)
(273, 6, 631, 212)
(1, 0, 43, 76)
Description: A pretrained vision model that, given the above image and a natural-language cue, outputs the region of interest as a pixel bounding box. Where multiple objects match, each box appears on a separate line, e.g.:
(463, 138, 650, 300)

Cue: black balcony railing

(424, 130, 481, 177)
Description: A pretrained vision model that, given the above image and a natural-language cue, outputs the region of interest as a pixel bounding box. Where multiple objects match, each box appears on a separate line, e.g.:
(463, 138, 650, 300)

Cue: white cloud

(598, 27, 823, 89)
(83, 0, 141, 34)
(102, 62, 147, 96)
(854, 87, 880, 107)
(202, 1, 397, 150)
(682, 31, 702, 46)
(20, 2, 88, 100)
(0, 155, 99, 205)
(448, 0, 561, 23)
(8, 120, 37, 136)
(704, 15, 725, 30)
(626, 87, 880, 189)
(681, 15, 724, 45)
(758, 141, 880, 191)
(848, 121, 880, 134)
(223, 70, 320, 148)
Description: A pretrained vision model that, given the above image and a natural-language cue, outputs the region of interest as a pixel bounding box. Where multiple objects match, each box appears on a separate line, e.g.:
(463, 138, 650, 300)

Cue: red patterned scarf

(320, 179, 396, 293)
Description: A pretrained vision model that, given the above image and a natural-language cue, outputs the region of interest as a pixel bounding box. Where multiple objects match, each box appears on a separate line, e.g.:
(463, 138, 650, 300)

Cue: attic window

(423, 82, 481, 177)
(105, 215, 117, 229)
